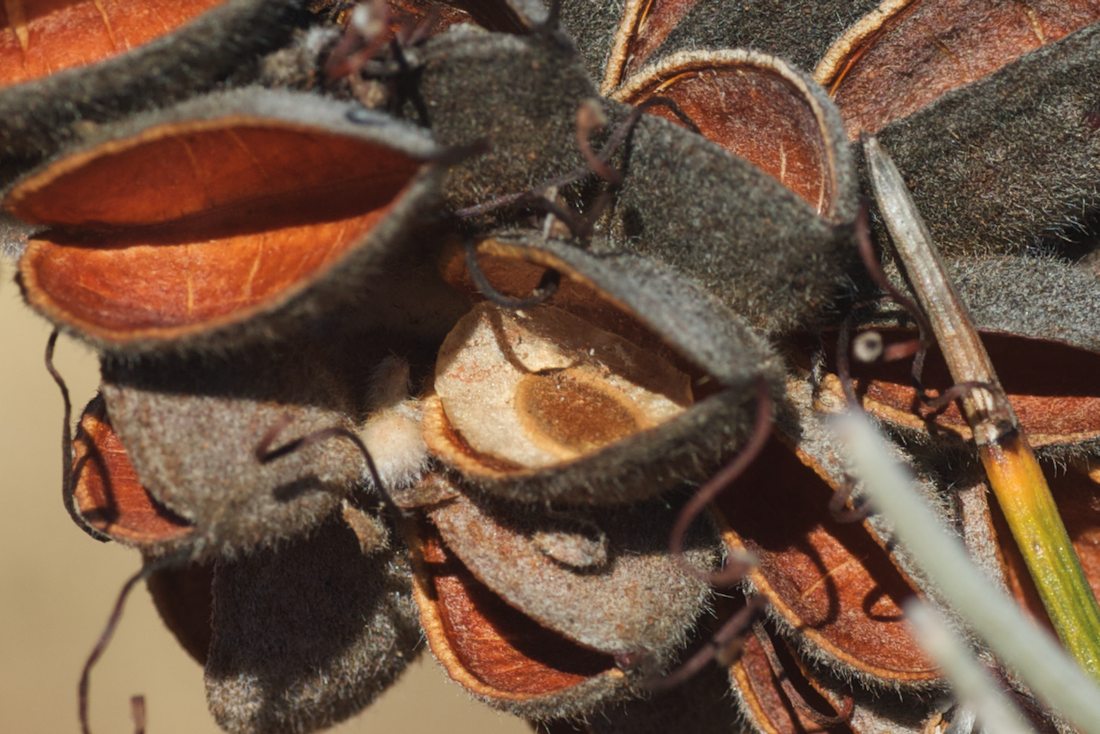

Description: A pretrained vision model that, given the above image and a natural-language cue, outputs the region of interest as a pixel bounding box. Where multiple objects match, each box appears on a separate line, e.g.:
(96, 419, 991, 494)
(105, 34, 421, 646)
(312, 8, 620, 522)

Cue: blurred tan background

(0, 281, 526, 734)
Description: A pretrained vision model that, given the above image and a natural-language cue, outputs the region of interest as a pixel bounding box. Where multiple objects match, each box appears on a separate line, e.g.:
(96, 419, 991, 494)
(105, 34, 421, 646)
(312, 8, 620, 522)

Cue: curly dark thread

(463, 239, 561, 310)
(644, 595, 768, 692)
(668, 378, 772, 587)
(255, 416, 390, 509)
(45, 330, 93, 536)
(754, 625, 856, 728)
(80, 555, 183, 734)
(828, 477, 872, 524)
(455, 95, 698, 236)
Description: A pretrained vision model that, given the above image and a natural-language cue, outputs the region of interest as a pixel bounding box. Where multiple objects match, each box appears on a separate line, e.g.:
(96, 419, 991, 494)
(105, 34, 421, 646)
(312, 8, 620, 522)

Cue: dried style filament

(463, 239, 561, 309)
(254, 415, 389, 507)
(668, 378, 772, 587)
(44, 330, 92, 534)
(827, 478, 871, 524)
(79, 553, 185, 734)
(751, 625, 856, 730)
(645, 595, 768, 692)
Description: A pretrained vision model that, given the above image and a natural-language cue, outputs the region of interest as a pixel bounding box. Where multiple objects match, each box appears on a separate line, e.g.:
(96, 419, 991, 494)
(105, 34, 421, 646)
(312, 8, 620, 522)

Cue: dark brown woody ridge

(410, 522, 618, 698)
(0, 0, 222, 87)
(71, 396, 193, 545)
(716, 436, 935, 684)
(613, 51, 838, 214)
(817, 0, 1100, 137)
(822, 328, 1100, 446)
(14, 108, 429, 345)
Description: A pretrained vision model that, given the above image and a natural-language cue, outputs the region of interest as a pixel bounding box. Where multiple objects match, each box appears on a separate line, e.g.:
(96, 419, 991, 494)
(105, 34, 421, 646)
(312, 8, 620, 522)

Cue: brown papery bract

(0, 0, 222, 88)
(817, 0, 1100, 137)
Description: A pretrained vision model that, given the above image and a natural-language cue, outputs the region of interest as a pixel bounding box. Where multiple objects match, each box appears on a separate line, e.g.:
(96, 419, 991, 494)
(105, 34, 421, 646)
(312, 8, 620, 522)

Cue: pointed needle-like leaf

(864, 135, 1100, 678)
(837, 413, 1100, 731)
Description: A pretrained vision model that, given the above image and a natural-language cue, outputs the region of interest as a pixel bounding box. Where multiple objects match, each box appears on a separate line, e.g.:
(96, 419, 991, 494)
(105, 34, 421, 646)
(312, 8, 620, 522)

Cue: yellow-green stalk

(865, 136, 1100, 678)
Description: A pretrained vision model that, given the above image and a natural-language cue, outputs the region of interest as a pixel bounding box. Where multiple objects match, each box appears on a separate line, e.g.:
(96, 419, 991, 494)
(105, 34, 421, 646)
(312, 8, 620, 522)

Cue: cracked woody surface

(1, 1, 1100, 733)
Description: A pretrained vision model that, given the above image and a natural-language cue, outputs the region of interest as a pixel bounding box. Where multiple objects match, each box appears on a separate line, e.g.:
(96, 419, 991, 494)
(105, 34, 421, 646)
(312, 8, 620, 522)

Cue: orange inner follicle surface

(17, 122, 422, 340)
(417, 528, 614, 697)
(717, 436, 935, 682)
(0, 0, 222, 87)
(619, 62, 832, 214)
(72, 399, 192, 544)
(733, 623, 850, 732)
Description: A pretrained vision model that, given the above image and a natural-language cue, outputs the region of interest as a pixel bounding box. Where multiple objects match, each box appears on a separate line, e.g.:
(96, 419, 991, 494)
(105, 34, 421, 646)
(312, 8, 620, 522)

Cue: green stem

(981, 435, 1100, 676)
(864, 136, 1100, 679)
